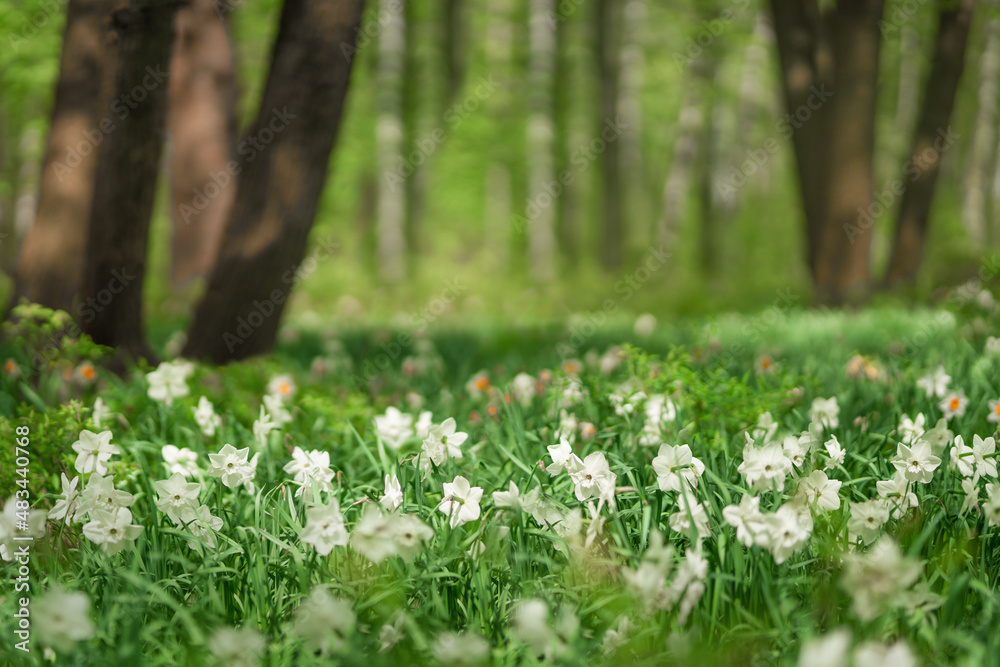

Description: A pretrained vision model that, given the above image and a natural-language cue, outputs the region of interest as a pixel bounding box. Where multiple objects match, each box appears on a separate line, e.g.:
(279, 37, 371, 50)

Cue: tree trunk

(883, 0, 975, 287)
(8, 0, 110, 314)
(527, 0, 557, 282)
(376, 0, 406, 283)
(168, 0, 238, 284)
(596, 0, 623, 270)
(79, 0, 179, 360)
(182, 0, 365, 362)
(819, 0, 884, 304)
(768, 0, 834, 289)
(962, 17, 997, 246)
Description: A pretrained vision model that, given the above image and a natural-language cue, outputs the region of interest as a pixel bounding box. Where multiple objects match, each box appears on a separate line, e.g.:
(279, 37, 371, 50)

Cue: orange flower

(75, 361, 97, 384)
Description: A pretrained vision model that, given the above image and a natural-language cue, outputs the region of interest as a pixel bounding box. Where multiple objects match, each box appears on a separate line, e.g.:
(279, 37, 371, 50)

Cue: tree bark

(883, 0, 975, 287)
(819, 0, 884, 304)
(79, 0, 179, 360)
(596, 0, 623, 270)
(961, 16, 997, 246)
(168, 0, 238, 284)
(183, 0, 365, 362)
(8, 0, 110, 314)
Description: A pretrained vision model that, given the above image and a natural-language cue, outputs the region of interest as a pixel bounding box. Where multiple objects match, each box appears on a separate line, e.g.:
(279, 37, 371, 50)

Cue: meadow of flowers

(3, 299, 1000, 666)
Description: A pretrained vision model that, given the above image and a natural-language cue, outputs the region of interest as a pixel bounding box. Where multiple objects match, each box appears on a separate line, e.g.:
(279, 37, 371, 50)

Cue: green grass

(2, 300, 1000, 665)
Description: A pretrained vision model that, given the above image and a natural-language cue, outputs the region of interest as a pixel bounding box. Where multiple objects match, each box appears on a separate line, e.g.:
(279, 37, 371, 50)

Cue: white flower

(414, 418, 467, 477)
(439, 475, 483, 528)
(752, 412, 779, 445)
(668, 492, 710, 541)
(847, 500, 890, 546)
(193, 396, 221, 436)
(350, 504, 398, 563)
(652, 444, 705, 493)
(251, 406, 277, 448)
(988, 399, 1000, 424)
(82, 507, 143, 555)
(261, 393, 293, 428)
(300, 500, 348, 556)
(853, 641, 917, 667)
(492, 480, 521, 509)
(569, 452, 617, 504)
(987, 336, 1000, 355)
(146, 360, 192, 405)
(208, 626, 265, 667)
(610, 389, 647, 417)
(392, 513, 434, 562)
(875, 472, 918, 519)
(431, 631, 491, 666)
(985, 483, 1000, 526)
(556, 410, 579, 444)
(0, 497, 47, 560)
(960, 477, 979, 514)
(809, 397, 840, 430)
(919, 417, 953, 453)
(738, 434, 792, 492)
(178, 504, 224, 548)
(917, 366, 950, 398)
(92, 398, 111, 428)
(511, 599, 554, 658)
(154, 473, 201, 524)
(374, 407, 414, 450)
(48, 473, 81, 524)
(891, 441, 941, 484)
(970, 434, 998, 479)
(603, 616, 630, 655)
(162, 444, 200, 477)
(283, 447, 335, 499)
(782, 434, 808, 469)
(511, 372, 537, 406)
(939, 391, 968, 419)
(823, 435, 845, 470)
(414, 411, 434, 439)
(897, 413, 925, 445)
(78, 473, 134, 517)
(547, 438, 583, 476)
(638, 395, 677, 446)
(207, 444, 257, 492)
(32, 587, 95, 653)
(71, 429, 119, 475)
(379, 615, 405, 652)
(841, 537, 921, 621)
(722, 494, 768, 547)
(380, 473, 403, 510)
(797, 629, 851, 667)
(794, 470, 841, 512)
(290, 587, 355, 656)
(267, 374, 296, 401)
(762, 504, 812, 564)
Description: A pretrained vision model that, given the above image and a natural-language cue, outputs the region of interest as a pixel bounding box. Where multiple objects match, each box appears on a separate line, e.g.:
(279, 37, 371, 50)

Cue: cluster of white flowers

(798, 629, 918, 667)
(546, 439, 617, 509)
(620, 531, 707, 623)
(193, 396, 221, 436)
(413, 417, 468, 478)
(146, 360, 193, 405)
(207, 443, 260, 493)
(637, 394, 677, 446)
(283, 447, 336, 499)
(510, 599, 580, 661)
(373, 406, 415, 449)
(298, 499, 433, 564)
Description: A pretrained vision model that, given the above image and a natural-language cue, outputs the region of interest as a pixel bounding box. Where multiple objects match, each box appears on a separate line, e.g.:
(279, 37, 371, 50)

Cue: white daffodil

(738, 434, 793, 492)
(761, 504, 812, 564)
(208, 627, 265, 667)
(939, 391, 968, 420)
(32, 587, 95, 653)
(431, 631, 491, 667)
(492, 480, 521, 509)
(374, 407, 414, 450)
(823, 435, 845, 470)
(841, 537, 921, 621)
(267, 374, 296, 401)
(82, 507, 143, 555)
(875, 471, 919, 519)
(299, 500, 348, 556)
(809, 397, 840, 430)
(71, 429, 119, 476)
(793, 470, 842, 512)
(146, 360, 192, 405)
(668, 492, 710, 541)
(153, 473, 202, 524)
(439, 475, 483, 529)
(78, 473, 134, 517)
(892, 441, 941, 484)
(392, 513, 434, 562)
(547, 438, 583, 476)
(290, 588, 355, 656)
(380, 473, 403, 510)
(263, 393, 293, 427)
(569, 452, 617, 504)
(162, 445, 200, 477)
(722, 494, 768, 547)
(847, 500, 890, 546)
(652, 444, 705, 493)
(985, 483, 1000, 526)
(193, 396, 221, 436)
(897, 413, 925, 445)
(917, 366, 950, 399)
(207, 444, 256, 492)
(178, 503, 224, 548)
(283, 447, 335, 499)
(92, 398, 111, 428)
(350, 504, 397, 563)
(48, 473, 81, 524)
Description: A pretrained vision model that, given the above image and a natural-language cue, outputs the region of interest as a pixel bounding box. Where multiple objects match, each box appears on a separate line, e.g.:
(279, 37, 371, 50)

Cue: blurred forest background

(0, 0, 996, 344)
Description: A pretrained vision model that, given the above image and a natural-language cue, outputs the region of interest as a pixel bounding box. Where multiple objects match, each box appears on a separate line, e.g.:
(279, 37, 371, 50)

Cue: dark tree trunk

(768, 0, 834, 288)
(596, 0, 623, 270)
(182, 0, 366, 363)
(168, 0, 238, 284)
(884, 0, 975, 287)
(9, 0, 110, 314)
(79, 0, 179, 361)
(819, 0, 884, 304)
